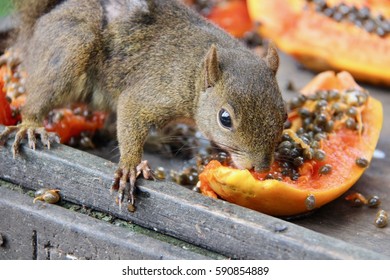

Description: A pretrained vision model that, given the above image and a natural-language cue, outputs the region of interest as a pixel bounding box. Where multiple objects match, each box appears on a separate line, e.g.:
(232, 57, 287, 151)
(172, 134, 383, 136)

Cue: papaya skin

(247, 0, 390, 86)
(199, 71, 383, 216)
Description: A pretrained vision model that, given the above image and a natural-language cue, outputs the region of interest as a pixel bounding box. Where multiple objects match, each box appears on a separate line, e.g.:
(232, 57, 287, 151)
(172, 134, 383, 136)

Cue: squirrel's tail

(13, 0, 61, 29)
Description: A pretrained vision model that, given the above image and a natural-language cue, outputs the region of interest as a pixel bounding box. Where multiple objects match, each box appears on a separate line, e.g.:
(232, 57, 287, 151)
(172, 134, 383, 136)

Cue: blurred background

(1, 0, 389, 87)
(0, 0, 12, 17)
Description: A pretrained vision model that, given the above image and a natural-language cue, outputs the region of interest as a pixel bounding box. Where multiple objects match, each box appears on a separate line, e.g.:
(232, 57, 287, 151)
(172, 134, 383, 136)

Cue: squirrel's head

(195, 43, 287, 172)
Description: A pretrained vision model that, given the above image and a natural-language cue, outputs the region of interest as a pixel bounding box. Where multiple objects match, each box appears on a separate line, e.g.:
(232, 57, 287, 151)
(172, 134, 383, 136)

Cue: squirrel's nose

(253, 156, 273, 173)
(254, 165, 271, 173)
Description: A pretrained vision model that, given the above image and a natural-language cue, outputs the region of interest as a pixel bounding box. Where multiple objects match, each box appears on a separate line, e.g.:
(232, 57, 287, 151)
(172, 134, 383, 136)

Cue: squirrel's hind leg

(4, 0, 104, 154)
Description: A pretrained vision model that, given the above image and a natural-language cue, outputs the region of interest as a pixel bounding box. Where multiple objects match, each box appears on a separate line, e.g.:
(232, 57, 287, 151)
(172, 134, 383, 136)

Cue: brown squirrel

(0, 0, 287, 209)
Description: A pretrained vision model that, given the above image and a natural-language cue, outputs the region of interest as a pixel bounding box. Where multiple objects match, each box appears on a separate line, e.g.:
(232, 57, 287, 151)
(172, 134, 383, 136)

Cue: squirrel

(0, 0, 287, 210)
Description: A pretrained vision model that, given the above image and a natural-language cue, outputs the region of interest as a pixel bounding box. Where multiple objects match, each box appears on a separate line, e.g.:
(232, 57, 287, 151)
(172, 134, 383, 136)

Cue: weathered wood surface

(0, 184, 213, 260)
(0, 133, 386, 259)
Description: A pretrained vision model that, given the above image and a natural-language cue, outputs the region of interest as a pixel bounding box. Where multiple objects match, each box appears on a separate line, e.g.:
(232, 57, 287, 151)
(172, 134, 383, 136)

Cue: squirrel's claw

(27, 128, 37, 150)
(34, 127, 59, 149)
(111, 167, 129, 210)
(0, 126, 18, 146)
(136, 160, 155, 180)
(0, 124, 60, 157)
(111, 160, 154, 212)
(12, 126, 28, 158)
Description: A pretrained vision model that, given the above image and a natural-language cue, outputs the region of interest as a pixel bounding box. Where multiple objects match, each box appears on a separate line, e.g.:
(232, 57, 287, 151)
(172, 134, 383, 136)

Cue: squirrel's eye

(218, 109, 232, 129)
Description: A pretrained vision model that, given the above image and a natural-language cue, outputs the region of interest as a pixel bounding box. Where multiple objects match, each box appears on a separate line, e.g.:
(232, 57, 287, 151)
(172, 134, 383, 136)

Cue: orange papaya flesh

(0, 66, 14, 125)
(206, 0, 253, 38)
(247, 0, 390, 86)
(0, 62, 107, 144)
(199, 71, 383, 216)
(43, 104, 107, 144)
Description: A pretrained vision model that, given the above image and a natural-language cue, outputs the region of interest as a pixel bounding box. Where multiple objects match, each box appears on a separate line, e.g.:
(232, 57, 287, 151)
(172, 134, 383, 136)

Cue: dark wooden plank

(0, 183, 213, 260)
(0, 130, 386, 259)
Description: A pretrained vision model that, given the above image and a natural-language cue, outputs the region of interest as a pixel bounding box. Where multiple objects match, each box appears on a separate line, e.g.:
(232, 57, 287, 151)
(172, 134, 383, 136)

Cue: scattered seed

(155, 167, 166, 180)
(319, 164, 332, 175)
(346, 107, 358, 117)
(289, 148, 301, 158)
(331, 102, 345, 113)
(332, 12, 343, 22)
(323, 7, 334, 17)
(127, 204, 136, 212)
(315, 113, 327, 125)
(316, 90, 328, 100)
(281, 133, 292, 142)
(345, 192, 368, 207)
(3, 74, 11, 82)
(328, 89, 341, 100)
(345, 118, 357, 130)
(376, 26, 386, 37)
(356, 157, 369, 168)
(298, 108, 311, 118)
(314, 132, 327, 141)
(364, 19, 376, 32)
(313, 149, 326, 161)
(315, 99, 328, 110)
(324, 120, 334, 132)
(192, 182, 201, 193)
(278, 140, 293, 150)
(34, 188, 50, 198)
(33, 189, 61, 204)
(358, 7, 370, 19)
(368, 196, 381, 208)
(303, 148, 314, 160)
(305, 194, 316, 210)
(216, 152, 229, 164)
(308, 0, 389, 37)
(375, 210, 388, 228)
(281, 169, 290, 176)
(293, 156, 304, 167)
(291, 170, 300, 181)
(289, 96, 304, 110)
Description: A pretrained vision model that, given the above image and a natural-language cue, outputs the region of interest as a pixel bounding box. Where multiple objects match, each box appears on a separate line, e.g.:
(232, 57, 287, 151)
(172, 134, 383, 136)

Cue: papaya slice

(199, 71, 383, 216)
(0, 63, 107, 144)
(206, 0, 253, 38)
(0, 65, 18, 126)
(247, 0, 390, 86)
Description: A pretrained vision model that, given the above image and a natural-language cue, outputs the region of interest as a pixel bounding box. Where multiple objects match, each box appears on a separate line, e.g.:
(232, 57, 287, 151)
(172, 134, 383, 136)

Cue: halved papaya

(199, 71, 383, 216)
(247, 0, 390, 86)
(206, 0, 253, 38)
(0, 63, 107, 144)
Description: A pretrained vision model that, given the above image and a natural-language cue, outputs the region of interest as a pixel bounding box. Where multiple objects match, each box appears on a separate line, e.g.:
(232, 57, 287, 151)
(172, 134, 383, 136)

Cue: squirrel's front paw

(110, 160, 155, 212)
(0, 123, 60, 158)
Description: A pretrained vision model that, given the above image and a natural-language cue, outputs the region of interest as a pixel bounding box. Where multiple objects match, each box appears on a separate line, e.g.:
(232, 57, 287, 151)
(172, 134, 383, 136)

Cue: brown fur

(10, 0, 286, 200)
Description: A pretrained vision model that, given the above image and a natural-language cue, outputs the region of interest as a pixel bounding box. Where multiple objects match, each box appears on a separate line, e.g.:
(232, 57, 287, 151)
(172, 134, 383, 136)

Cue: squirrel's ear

(264, 42, 279, 75)
(204, 44, 221, 88)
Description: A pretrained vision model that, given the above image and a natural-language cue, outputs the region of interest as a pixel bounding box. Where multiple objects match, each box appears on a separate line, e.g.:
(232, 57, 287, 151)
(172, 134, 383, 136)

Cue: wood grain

(0, 132, 386, 259)
(0, 184, 213, 260)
